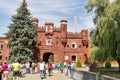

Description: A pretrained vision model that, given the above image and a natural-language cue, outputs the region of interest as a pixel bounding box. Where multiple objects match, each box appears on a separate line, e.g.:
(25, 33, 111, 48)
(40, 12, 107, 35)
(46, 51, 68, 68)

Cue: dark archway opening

(43, 53, 54, 63)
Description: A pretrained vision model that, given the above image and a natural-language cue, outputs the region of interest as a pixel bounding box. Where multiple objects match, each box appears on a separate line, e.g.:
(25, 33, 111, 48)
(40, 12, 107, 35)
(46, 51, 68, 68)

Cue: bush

(89, 62, 97, 72)
(105, 61, 111, 68)
(76, 59, 82, 68)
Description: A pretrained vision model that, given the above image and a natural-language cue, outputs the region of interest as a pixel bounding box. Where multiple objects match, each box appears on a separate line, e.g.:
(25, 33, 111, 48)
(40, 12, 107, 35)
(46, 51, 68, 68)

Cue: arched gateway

(43, 52, 54, 62)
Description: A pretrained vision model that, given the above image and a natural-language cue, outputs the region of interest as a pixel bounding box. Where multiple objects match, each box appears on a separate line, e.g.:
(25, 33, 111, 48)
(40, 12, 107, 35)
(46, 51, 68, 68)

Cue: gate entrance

(43, 53, 54, 62)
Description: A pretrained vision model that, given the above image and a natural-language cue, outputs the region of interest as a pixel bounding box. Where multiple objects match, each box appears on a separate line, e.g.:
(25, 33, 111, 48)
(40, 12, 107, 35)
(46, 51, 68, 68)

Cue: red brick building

(32, 18, 89, 64)
(0, 36, 9, 62)
(0, 18, 89, 64)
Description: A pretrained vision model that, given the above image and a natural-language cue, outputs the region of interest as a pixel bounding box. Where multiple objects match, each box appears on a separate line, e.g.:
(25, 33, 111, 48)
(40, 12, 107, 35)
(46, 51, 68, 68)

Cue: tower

(60, 20, 67, 47)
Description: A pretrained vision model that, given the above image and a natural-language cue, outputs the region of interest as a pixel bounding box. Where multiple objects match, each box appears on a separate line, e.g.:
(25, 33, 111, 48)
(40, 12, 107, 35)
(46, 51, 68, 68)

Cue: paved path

(21, 70, 73, 80)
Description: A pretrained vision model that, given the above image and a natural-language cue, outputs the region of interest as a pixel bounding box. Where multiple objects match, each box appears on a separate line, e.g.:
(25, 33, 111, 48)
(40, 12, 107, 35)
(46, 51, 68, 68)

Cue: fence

(65, 69, 120, 80)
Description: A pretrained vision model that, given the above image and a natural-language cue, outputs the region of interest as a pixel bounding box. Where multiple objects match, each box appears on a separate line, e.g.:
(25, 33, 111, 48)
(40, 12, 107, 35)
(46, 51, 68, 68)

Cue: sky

(0, 0, 95, 36)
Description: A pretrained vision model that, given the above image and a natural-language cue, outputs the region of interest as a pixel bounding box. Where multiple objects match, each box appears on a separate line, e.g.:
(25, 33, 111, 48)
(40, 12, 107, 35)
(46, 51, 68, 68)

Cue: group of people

(38, 61, 75, 79)
(0, 60, 75, 80)
(0, 60, 36, 80)
(38, 61, 53, 79)
(0, 61, 8, 80)
(0, 60, 22, 80)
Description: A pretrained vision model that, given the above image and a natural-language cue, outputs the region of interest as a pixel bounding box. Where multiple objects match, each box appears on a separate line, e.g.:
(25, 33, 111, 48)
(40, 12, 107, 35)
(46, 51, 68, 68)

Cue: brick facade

(0, 18, 89, 64)
(0, 36, 9, 62)
(32, 18, 89, 64)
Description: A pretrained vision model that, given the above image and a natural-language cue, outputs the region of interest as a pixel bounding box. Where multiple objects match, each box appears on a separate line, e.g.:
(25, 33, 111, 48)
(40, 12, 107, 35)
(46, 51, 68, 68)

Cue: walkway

(21, 70, 73, 80)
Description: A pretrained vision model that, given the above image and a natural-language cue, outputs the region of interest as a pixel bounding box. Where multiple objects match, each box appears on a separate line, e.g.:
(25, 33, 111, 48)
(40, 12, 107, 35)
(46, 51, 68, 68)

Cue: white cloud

(0, 0, 94, 35)
(27, 0, 84, 15)
(0, 0, 20, 15)
(78, 14, 95, 29)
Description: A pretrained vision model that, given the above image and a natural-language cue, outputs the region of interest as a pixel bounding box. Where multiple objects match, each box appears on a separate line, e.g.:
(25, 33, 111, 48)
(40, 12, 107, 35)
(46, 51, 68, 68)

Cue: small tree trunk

(117, 60, 120, 72)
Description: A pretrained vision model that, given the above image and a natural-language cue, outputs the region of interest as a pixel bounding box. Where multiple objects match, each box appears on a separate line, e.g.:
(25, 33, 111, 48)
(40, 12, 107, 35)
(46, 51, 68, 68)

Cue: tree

(76, 59, 82, 68)
(48, 55, 54, 62)
(90, 46, 100, 63)
(86, 0, 120, 72)
(6, 0, 37, 62)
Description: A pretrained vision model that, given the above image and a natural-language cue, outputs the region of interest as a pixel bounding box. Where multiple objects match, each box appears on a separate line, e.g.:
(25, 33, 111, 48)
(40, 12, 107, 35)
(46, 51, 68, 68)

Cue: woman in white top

(39, 61, 45, 79)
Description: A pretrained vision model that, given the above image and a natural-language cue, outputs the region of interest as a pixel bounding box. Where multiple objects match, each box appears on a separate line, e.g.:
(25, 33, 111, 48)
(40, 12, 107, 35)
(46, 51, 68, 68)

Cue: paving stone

(21, 70, 73, 80)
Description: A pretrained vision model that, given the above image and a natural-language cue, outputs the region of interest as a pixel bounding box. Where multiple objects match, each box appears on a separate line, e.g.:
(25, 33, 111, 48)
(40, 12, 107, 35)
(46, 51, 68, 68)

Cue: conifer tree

(6, 0, 37, 62)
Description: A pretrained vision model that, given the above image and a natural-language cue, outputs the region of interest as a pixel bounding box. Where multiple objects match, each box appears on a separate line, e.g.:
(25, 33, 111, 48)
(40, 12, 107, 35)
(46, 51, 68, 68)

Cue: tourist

(12, 61, 21, 80)
(0, 61, 3, 80)
(48, 61, 53, 76)
(25, 61, 30, 74)
(39, 61, 45, 79)
(60, 62, 65, 73)
(55, 62, 58, 70)
(64, 61, 67, 67)
(67, 62, 71, 77)
(31, 61, 36, 74)
(2, 61, 8, 80)
(58, 62, 61, 71)
(71, 62, 75, 69)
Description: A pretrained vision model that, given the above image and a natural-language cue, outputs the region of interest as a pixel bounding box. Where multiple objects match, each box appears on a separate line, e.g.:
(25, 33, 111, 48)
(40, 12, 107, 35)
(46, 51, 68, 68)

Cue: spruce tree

(6, 0, 37, 62)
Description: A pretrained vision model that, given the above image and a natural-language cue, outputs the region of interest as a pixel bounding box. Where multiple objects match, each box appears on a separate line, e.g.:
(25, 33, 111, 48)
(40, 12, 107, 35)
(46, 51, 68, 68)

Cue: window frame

(71, 42, 77, 49)
(46, 38, 52, 45)
(71, 55, 77, 62)
(0, 44, 3, 50)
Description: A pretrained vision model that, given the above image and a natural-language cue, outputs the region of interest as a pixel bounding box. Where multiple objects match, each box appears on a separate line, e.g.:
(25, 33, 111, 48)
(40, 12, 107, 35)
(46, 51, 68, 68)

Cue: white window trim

(71, 42, 77, 49)
(46, 38, 52, 45)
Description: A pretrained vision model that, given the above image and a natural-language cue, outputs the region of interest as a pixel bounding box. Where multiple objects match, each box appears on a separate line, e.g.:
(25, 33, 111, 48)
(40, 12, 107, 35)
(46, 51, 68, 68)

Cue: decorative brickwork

(33, 18, 89, 64)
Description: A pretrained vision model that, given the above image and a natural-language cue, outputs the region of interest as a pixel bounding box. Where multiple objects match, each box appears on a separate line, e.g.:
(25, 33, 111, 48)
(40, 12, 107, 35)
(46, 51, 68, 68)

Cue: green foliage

(86, 0, 120, 71)
(105, 61, 111, 68)
(76, 59, 82, 68)
(90, 46, 100, 62)
(6, 0, 37, 62)
(48, 55, 54, 62)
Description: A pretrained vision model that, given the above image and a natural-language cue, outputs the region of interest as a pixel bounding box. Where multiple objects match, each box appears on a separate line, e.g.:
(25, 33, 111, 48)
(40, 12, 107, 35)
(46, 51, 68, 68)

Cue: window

(0, 55, 2, 60)
(71, 43, 77, 49)
(46, 39, 52, 45)
(0, 44, 3, 50)
(72, 55, 77, 61)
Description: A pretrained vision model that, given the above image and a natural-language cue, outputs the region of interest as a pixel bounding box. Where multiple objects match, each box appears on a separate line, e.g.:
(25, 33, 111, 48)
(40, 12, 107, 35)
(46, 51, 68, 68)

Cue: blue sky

(0, 0, 95, 36)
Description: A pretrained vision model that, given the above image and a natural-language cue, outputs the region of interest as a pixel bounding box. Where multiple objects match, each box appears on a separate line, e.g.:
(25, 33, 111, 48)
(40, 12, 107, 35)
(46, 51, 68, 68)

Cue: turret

(60, 20, 67, 31)
(32, 18, 39, 26)
(81, 29, 88, 48)
(60, 20, 67, 47)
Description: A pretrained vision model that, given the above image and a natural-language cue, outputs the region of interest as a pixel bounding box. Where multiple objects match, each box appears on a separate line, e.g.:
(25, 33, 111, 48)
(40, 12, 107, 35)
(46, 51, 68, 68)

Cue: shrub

(105, 61, 111, 68)
(76, 59, 82, 68)
(89, 62, 97, 72)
